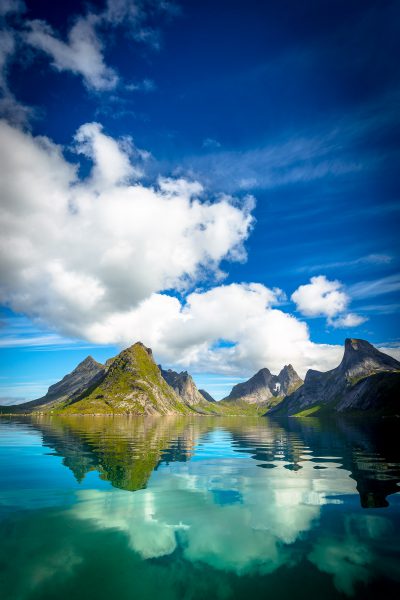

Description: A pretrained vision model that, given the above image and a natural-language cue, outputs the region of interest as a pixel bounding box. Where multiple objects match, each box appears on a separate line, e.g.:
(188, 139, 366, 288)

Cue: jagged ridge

(223, 364, 303, 406)
(271, 338, 400, 416)
(159, 366, 205, 406)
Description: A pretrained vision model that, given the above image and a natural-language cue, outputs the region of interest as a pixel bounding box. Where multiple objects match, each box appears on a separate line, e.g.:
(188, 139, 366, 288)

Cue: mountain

(278, 365, 304, 395)
(3, 356, 105, 413)
(271, 339, 400, 416)
(54, 343, 192, 415)
(199, 389, 215, 403)
(2, 337, 399, 417)
(223, 364, 303, 409)
(159, 367, 205, 406)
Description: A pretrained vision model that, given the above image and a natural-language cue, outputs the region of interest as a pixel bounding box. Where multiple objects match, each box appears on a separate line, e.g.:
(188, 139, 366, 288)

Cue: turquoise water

(0, 415, 399, 599)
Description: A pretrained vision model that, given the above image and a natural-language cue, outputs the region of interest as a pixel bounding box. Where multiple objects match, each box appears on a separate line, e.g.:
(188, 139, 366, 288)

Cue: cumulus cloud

(84, 284, 343, 377)
(329, 312, 368, 329)
(291, 275, 366, 331)
(0, 121, 255, 341)
(0, 119, 350, 378)
(291, 275, 349, 318)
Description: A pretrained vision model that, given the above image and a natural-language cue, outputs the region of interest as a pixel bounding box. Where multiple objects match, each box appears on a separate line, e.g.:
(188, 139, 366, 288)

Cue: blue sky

(0, 0, 399, 401)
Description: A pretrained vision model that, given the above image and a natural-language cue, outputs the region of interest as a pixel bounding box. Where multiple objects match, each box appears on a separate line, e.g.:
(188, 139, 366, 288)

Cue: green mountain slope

(55, 343, 192, 415)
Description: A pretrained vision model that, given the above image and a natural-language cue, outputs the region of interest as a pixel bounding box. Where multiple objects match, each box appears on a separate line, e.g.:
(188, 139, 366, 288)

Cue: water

(0, 415, 400, 599)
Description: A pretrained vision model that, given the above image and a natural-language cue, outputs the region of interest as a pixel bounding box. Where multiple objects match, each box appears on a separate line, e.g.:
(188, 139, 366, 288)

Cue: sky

(0, 0, 399, 402)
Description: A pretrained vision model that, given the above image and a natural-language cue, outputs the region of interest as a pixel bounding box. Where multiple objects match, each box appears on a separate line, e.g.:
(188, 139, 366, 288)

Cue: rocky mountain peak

(277, 364, 303, 395)
(159, 366, 204, 406)
(59, 341, 189, 415)
(340, 338, 400, 380)
(124, 342, 153, 358)
(225, 363, 303, 404)
(271, 339, 400, 416)
(77, 356, 102, 370)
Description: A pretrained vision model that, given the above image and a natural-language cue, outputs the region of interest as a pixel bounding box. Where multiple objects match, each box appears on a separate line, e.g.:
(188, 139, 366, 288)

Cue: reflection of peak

(29, 415, 209, 492)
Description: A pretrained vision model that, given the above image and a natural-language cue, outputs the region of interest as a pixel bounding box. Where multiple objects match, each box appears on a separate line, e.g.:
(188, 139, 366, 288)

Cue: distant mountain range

(1, 338, 399, 417)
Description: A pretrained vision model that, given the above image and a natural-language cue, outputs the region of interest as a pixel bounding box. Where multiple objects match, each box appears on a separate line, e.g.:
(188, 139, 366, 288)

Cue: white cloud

(291, 276, 369, 333)
(74, 122, 141, 185)
(0, 120, 351, 379)
(26, 17, 118, 91)
(349, 274, 400, 299)
(0, 120, 345, 378)
(178, 131, 362, 193)
(291, 275, 349, 318)
(84, 283, 343, 378)
(23, 1, 175, 91)
(0, 120, 390, 381)
(329, 312, 367, 329)
(378, 346, 400, 362)
(0, 120, 255, 351)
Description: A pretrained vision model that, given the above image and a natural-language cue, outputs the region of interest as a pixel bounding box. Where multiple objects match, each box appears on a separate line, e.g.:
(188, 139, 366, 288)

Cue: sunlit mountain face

(1, 416, 400, 599)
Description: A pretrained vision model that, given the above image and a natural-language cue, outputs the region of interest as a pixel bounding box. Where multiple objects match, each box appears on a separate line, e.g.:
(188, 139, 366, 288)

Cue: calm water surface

(0, 415, 400, 599)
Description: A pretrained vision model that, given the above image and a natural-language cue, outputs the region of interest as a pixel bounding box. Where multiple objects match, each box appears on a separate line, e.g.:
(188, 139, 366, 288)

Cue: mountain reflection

(1, 415, 400, 598)
(19, 414, 400, 507)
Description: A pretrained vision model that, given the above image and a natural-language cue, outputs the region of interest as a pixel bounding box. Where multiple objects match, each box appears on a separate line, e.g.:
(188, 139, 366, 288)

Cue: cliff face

(271, 339, 400, 416)
(199, 389, 215, 403)
(159, 367, 205, 406)
(223, 364, 303, 405)
(277, 364, 304, 396)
